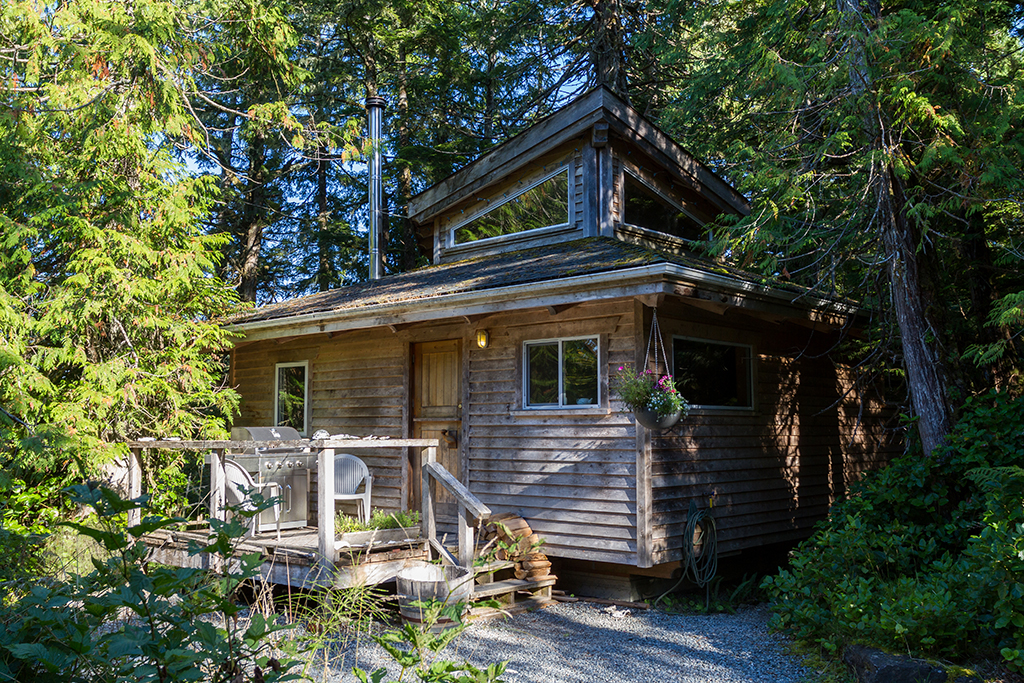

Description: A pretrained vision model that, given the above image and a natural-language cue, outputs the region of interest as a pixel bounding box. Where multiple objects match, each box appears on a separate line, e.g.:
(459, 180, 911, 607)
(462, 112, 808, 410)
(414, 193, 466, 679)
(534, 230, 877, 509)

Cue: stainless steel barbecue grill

(227, 426, 311, 532)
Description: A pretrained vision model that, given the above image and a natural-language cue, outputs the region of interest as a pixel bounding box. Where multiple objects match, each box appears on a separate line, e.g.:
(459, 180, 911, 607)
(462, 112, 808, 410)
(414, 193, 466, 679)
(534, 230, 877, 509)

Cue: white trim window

(451, 167, 571, 245)
(274, 361, 309, 434)
(524, 337, 599, 408)
(672, 337, 753, 410)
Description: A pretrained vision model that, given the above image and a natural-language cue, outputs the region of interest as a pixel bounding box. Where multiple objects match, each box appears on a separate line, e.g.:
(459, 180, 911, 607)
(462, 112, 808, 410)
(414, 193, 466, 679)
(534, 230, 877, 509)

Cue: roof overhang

(230, 263, 855, 344)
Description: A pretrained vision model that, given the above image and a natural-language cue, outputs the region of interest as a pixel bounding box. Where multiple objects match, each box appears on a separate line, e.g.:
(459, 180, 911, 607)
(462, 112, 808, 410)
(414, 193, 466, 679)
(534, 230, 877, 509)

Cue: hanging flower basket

(633, 406, 683, 431)
(612, 309, 688, 431)
(612, 365, 689, 431)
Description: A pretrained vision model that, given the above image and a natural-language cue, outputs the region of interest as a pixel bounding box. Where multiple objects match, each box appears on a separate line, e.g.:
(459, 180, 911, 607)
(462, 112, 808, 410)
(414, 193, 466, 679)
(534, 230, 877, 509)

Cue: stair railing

(421, 447, 491, 568)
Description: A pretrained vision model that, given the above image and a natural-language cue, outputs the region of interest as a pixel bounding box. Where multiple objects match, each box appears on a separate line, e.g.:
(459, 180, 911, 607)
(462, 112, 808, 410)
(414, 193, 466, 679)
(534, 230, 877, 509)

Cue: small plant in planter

(613, 364, 689, 430)
(335, 508, 420, 534)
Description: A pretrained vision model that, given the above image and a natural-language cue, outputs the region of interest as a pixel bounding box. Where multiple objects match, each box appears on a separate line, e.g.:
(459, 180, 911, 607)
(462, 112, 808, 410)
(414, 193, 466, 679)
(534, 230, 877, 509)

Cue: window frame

(522, 336, 600, 410)
(621, 168, 706, 243)
(671, 336, 755, 411)
(273, 361, 310, 435)
(448, 166, 572, 247)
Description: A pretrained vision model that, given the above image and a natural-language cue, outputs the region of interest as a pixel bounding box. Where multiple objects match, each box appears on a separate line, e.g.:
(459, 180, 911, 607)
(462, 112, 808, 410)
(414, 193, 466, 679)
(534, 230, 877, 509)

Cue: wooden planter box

(336, 526, 420, 548)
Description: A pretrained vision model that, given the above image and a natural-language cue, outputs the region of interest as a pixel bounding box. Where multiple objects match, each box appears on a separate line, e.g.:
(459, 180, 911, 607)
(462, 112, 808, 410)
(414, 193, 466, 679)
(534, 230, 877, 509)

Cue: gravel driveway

(304, 602, 809, 682)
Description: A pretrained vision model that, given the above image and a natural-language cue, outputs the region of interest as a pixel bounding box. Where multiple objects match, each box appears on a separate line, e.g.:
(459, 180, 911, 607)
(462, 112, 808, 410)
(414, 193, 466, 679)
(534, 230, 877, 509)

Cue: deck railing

(125, 438, 490, 578)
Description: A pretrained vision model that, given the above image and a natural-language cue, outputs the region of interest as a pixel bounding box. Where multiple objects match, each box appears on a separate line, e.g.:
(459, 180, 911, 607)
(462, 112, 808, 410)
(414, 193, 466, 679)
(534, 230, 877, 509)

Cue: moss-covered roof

(229, 237, 803, 327)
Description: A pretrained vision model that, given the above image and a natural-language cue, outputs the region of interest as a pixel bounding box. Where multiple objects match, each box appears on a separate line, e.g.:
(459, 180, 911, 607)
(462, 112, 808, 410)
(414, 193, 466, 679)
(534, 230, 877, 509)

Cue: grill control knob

(265, 462, 273, 471)
(285, 460, 293, 468)
(275, 461, 282, 470)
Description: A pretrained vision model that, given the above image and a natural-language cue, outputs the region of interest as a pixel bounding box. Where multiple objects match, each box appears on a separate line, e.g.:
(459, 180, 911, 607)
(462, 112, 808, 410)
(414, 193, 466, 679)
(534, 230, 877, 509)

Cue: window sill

(444, 223, 577, 256)
(510, 407, 612, 418)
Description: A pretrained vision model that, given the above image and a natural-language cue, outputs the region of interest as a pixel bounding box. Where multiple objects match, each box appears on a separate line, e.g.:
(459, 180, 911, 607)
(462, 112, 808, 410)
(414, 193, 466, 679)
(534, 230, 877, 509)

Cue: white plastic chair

(334, 453, 373, 524)
(223, 459, 281, 540)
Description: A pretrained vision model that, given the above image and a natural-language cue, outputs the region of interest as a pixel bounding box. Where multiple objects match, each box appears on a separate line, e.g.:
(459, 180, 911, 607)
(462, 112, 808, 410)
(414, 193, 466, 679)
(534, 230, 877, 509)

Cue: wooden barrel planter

(396, 562, 474, 632)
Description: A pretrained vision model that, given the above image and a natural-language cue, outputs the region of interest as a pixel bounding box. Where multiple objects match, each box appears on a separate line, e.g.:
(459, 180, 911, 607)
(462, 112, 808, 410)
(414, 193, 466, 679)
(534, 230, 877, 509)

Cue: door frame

(409, 338, 464, 515)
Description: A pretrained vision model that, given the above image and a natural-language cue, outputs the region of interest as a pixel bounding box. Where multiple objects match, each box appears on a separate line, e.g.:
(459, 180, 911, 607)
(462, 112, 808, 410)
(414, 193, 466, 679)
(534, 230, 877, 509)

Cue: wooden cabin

(227, 88, 897, 598)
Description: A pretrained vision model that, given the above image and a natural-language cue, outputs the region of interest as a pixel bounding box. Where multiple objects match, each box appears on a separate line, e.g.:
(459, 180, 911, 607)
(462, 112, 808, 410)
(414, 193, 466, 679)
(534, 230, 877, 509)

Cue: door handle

(285, 484, 293, 513)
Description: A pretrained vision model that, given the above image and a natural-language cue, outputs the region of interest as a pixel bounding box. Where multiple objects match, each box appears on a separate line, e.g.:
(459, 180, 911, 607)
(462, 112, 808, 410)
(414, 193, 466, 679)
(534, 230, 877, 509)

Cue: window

(672, 338, 753, 409)
(274, 362, 308, 434)
(453, 169, 569, 244)
(623, 171, 704, 242)
(524, 337, 598, 408)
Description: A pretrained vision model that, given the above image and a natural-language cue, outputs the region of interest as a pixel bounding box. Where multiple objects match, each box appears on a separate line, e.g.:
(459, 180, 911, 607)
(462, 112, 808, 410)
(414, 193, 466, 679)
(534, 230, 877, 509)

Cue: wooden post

(317, 446, 335, 583)
(209, 448, 225, 522)
(458, 503, 473, 569)
(634, 298, 654, 568)
(127, 448, 143, 527)
(422, 446, 437, 547)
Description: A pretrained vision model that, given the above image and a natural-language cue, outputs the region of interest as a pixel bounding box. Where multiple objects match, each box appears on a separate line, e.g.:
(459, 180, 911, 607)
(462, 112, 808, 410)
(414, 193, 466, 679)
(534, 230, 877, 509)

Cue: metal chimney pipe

(366, 96, 386, 281)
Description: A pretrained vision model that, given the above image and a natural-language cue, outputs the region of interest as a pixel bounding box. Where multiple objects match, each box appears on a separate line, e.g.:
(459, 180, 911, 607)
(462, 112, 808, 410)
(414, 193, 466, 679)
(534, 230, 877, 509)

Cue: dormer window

(623, 170, 705, 242)
(453, 168, 570, 245)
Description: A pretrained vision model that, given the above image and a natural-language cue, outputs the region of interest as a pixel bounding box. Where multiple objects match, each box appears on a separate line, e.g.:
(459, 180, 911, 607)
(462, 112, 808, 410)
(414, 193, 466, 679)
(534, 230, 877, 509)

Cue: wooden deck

(141, 523, 557, 614)
(142, 525, 430, 589)
(130, 437, 556, 610)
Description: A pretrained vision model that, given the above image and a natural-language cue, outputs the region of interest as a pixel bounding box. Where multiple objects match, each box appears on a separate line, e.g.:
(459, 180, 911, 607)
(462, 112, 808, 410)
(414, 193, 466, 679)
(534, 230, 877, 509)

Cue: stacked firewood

(482, 513, 555, 581)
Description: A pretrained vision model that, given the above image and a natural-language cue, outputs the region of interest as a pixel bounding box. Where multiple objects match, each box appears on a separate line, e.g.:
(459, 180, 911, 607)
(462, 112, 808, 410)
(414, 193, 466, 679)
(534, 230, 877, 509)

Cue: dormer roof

(408, 87, 750, 228)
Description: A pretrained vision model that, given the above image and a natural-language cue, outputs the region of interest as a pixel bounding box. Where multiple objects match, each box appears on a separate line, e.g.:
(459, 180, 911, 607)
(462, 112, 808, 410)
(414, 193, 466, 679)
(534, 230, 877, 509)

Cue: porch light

(476, 330, 490, 349)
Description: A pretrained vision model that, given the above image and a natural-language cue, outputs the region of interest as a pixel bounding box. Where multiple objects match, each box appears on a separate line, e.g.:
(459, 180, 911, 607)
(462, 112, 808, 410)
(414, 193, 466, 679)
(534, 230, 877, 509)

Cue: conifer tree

(667, 0, 1024, 456)
(0, 0, 297, 512)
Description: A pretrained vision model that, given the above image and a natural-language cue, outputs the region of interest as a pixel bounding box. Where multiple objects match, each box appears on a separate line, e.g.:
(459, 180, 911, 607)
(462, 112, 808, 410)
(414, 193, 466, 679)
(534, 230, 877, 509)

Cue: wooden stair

(469, 577, 558, 619)
(463, 514, 559, 619)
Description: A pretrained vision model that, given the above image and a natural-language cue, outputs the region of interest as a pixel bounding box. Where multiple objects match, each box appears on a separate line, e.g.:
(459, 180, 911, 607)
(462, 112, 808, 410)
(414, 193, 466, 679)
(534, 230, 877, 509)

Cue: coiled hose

(654, 503, 718, 606)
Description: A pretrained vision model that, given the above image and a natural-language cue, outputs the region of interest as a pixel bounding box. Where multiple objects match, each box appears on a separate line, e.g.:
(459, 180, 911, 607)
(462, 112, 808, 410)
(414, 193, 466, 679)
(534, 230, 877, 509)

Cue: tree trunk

(396, 37, 417, 271)
(838, 0, 954, 456)
(877, 165, 954, 457)
(238, 131, 267, 303)
(316, 141, 331, 292)
(590, 0, 629, 100)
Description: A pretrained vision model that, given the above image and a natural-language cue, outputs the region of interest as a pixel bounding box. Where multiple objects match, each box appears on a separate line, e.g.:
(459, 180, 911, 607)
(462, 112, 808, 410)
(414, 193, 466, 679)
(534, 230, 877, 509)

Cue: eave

(229, 263, 855, 344)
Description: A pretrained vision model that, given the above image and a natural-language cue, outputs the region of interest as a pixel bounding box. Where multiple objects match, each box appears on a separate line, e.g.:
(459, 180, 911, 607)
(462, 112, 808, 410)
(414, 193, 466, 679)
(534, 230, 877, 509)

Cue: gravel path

(302, 602, 809, 682)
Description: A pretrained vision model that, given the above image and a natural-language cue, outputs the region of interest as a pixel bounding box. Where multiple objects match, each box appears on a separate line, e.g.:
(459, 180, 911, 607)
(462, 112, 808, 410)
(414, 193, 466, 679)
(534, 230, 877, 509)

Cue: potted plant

(612, 365, 689, 430)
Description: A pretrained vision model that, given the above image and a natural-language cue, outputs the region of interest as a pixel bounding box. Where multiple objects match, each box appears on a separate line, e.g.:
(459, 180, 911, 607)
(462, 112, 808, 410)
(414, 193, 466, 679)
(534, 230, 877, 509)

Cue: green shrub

(763, 390, 1024, 668)
(353, 599, 506, 683)
(0, 485, 302, 681)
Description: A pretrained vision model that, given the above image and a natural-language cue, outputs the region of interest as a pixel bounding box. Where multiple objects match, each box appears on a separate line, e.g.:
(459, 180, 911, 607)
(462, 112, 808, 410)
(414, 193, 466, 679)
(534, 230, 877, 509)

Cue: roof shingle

(229, 237, 787, 327)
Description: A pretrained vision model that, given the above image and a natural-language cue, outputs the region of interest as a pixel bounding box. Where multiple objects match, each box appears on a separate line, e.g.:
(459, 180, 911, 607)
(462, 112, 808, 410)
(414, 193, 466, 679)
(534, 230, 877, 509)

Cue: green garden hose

(653, 502, 718, 605)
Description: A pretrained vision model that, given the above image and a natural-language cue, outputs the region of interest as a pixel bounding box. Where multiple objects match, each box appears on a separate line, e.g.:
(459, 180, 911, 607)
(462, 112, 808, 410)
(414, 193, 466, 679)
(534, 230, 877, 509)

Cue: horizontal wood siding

(648, 311, 899, 563)
(465, 300, 640, 565)
(233, 333, 407, 520)
(231, 296, 897, 570)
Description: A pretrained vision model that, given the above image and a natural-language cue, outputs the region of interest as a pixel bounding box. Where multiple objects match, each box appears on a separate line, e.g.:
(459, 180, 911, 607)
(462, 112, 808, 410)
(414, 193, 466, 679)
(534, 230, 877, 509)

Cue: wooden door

(411, 340, 462, 517)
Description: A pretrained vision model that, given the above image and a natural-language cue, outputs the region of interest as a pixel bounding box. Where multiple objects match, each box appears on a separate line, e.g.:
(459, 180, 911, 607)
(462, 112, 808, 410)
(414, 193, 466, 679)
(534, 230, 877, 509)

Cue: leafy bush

(0, 485, 302, 682)
(763, 390, 1024, 668)
(353, 600, 506, 683)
